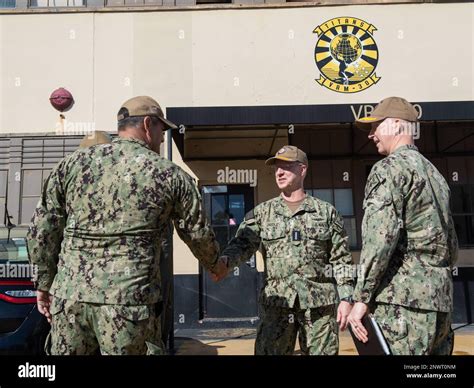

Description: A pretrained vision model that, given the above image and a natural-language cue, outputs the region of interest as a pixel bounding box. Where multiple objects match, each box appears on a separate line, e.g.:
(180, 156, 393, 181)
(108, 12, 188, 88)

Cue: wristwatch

(340, 296, 354, 305)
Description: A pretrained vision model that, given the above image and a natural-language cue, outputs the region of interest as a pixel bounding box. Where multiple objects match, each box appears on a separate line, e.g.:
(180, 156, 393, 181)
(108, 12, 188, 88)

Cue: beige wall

(0, 3, 472, 135)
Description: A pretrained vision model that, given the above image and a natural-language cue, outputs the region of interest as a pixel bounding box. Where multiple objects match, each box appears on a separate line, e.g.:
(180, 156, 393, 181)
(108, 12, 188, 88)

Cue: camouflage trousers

(373, 303, 454, 355)
(48, 297, 165, 355)
(255, 303, 338, 355)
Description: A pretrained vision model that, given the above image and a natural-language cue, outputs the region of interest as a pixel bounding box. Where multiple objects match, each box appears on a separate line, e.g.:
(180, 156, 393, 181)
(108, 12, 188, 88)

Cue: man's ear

(301, 164, 308, 178)
(143, 116, 153, 138)
(394, 119, 403, 135)
(143, 116, 153, 131)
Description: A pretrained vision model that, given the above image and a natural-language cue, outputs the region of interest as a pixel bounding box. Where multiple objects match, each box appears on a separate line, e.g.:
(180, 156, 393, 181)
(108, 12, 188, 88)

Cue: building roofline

(0, 1, 467, 16)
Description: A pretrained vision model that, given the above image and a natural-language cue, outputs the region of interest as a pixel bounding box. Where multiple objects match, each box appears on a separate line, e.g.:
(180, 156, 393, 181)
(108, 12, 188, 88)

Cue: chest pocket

(261, 223, 286, 240)
(304, 224, 331, 259)
(261, 223, 287, 258)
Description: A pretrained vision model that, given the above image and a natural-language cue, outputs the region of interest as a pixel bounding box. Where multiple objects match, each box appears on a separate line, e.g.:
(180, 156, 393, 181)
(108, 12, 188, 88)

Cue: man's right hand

(210, 256, 230, 282)
(37, 290, 53, 323)
(348, 302, 369, 343)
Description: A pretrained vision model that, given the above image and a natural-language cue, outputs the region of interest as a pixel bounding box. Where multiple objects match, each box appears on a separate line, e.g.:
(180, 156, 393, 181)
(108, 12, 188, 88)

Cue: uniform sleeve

(447, 214, 459, 267)
(353, 167, 403, 304)
(26, 163, 67, 292)
(328, 208, 354, 300)
(221, 209, 262, 269)
(171, 169, 220, 272)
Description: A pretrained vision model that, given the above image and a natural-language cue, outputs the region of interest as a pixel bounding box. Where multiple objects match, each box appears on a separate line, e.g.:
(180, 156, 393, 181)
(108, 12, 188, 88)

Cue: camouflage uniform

(354, 144, 458, 355)
(222, 195, 354, 355)
(27, 137, 220, 355)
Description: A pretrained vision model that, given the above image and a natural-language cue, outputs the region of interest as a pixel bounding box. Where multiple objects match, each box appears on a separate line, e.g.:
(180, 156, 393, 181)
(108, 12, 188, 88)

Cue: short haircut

(117, 108, 160, 131)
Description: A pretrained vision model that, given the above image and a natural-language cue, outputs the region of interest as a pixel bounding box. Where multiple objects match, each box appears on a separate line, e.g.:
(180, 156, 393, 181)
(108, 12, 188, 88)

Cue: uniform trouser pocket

(297, 304, 338, 356)
(49, 298, 99, 355)
(49, 299, 166, 355)
(373, 303, 447, 355)
(94, 304, 165, 355)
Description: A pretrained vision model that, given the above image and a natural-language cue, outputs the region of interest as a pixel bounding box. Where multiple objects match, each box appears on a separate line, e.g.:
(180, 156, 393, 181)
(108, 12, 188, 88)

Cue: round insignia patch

(313, 17, 381, 93)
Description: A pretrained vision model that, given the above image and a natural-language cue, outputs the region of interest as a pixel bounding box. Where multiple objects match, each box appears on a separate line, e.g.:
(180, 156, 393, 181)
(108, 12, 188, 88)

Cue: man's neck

(119, 132, 139, 141)
(389, 137, 414, 155)
(281, 188, 306, 202)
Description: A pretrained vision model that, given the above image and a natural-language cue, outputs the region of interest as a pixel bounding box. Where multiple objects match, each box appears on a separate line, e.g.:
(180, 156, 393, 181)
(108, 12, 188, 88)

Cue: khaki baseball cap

(117, 96, 178, 130)
(355, 96, 418, 130)
(265, 145, 308, 166)
(79, 131, 112, 148)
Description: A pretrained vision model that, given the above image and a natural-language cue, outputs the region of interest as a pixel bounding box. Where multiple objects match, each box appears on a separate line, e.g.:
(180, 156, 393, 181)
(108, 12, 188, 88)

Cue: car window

(0, 238, 29, 262)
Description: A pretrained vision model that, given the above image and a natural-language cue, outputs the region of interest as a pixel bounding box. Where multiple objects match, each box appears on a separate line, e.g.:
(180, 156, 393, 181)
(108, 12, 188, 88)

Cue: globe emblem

(330, 33, 362, 85)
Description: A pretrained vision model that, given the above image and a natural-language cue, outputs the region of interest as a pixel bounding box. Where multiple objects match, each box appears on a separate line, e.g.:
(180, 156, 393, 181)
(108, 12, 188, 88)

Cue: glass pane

(203, 186, 227, 194)
(228, 194, 245, 225)
(312, 189, 333, 205)
(343, 217, 357, 249)
(30, 0, 85, 6)
(334, 188, 354, 216)
(211, 195, 227, 225)
(0, 238, 29, 262)
(0, 0, 15, 6)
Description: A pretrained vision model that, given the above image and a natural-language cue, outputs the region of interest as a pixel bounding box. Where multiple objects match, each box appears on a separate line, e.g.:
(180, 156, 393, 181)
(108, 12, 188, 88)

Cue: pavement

(173, 324, 474, 355)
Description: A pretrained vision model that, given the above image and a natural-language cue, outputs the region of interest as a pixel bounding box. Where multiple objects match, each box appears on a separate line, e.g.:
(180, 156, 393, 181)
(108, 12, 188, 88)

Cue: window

(202, 185, 253, 249)
(451, 184, 474, 247)
(29, 0, 84, 7)
(0, 238, 28, 261)
(0, 0, 15, 7)
(0, 170, 7, 228)
(196, 0, 231, 3)
(309, 188, 357, 249)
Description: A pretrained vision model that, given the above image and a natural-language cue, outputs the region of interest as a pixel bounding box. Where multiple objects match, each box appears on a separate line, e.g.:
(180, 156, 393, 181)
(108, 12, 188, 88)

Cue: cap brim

(158, 116, 178, 130)
(265, 156, 295, 165)
(355, 116, 385, 130)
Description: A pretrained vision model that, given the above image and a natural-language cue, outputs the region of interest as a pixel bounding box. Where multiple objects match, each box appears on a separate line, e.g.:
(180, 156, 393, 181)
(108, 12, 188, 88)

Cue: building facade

(0, 1, 472, 329)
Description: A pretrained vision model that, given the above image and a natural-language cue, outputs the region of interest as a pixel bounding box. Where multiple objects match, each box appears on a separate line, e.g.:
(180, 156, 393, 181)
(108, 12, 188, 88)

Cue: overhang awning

(167, 101, 474, 159)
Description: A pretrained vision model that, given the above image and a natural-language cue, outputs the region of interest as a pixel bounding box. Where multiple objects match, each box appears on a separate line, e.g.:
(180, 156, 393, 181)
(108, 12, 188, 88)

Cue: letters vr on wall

(314, 17, 381, 93)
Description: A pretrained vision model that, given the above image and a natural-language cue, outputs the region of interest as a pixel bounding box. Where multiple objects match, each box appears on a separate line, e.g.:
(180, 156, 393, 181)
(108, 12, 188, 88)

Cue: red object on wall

(49, 87, 74, 112)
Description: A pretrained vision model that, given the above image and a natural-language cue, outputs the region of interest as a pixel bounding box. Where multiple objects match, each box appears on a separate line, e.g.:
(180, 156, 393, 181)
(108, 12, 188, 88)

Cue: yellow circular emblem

(313, 17, 381, 93)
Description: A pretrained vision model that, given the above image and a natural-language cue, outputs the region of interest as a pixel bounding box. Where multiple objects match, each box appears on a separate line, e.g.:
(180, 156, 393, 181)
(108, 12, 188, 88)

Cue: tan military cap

(117, 96, 177, 130)
(356, 96, 419, 130)
(265, 145, 308, 166)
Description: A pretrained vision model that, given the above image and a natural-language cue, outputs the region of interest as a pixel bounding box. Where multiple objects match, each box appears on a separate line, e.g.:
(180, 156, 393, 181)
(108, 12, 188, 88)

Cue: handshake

(210, 256, 230, 282)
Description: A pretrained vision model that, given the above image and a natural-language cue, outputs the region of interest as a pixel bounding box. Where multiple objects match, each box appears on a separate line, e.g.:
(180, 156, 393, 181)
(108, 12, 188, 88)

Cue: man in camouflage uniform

(215, 146, 354, 355)
(27, 96, 227, 355)
(81, 130, 174, 349)
(348, 97, 458, 355)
